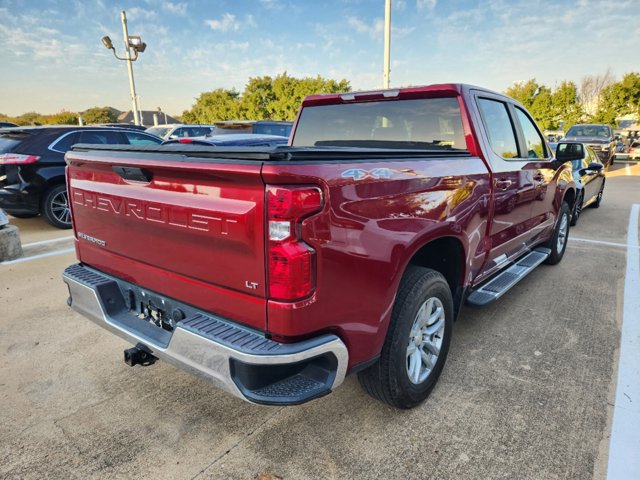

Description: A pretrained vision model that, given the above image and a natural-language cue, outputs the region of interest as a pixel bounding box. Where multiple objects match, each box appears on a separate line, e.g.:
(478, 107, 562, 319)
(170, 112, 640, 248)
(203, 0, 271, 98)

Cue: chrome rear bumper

(63, 264, 348, 405)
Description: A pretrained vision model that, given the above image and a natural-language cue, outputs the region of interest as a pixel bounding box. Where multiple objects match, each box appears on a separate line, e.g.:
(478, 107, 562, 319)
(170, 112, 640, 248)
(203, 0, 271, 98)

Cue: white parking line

(569, 237, 628, 249)
(21, 236, 74, 248)
(0, 247, 75, 265)
(607, 203, 640, 479)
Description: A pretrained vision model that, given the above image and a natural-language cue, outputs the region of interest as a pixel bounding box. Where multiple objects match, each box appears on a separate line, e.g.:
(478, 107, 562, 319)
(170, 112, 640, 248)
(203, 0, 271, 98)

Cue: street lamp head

(137, 42, 147, 53)
(101, 35, 113, 49)
(127, 36, 142, 48)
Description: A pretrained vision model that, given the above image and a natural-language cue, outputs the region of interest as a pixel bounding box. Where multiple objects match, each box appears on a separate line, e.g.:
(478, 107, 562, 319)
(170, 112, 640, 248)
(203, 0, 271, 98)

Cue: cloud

(162, 2, 187, 15)
(417, 0, 437, 10)
(394, 0, 407, 11)
(126, 7, 158, 21)
(347, 16, 414, 40)
(259, 0, 283, 9)
(0, 22, 85, 61)
(204, 13, 257, 32)
(347, 16, 382, 36)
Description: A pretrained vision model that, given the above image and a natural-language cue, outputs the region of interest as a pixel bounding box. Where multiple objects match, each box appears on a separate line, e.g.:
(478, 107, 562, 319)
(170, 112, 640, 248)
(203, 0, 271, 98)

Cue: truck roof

(301, 83, 506, 107)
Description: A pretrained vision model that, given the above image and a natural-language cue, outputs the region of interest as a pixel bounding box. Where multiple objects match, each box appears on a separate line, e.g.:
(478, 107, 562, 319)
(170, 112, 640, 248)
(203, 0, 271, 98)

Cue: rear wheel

(357, 266, 453, 409)
(543, 202, 570, 265)
(570, 190, 584, 226)
(42, 185, 72, 229)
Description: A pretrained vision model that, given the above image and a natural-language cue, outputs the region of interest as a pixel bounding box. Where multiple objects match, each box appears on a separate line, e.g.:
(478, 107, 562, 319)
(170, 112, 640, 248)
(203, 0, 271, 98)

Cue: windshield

(292, 97, 467, 150)
(254, 124, 292, 137)
(566, 125, 610, 139)
(146, 127, 171, 138)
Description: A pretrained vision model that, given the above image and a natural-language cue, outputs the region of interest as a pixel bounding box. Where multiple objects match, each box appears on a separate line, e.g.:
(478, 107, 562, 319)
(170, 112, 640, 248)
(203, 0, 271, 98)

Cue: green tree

(268, 73, 350, 120)
(551, 81, 583, 130)
(182, 88, 242, 123)
(181, 73, 351, 123)
(529, 86, 554, 129)
(240, 76, 276, 119)
(83, 107, 118, 124)
(48, 111, 79, 125)
(505, 79, 540, 109)
(594, 72, 640, 125)
(18, 112, 42, 125)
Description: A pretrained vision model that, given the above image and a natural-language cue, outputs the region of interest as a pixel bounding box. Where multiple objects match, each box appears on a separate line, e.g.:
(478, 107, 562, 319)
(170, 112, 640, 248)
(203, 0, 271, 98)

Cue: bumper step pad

(63, 263, 348, 405)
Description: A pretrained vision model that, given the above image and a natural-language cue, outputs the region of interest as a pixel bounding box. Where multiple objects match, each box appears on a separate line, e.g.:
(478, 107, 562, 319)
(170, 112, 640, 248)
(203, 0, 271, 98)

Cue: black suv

(563, 124, 616, 167)
(0, 126, 162, 228)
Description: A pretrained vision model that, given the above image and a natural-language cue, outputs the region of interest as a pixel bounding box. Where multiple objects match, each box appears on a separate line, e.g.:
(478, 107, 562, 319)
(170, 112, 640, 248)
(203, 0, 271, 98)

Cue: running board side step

(466, 247, 551, 307)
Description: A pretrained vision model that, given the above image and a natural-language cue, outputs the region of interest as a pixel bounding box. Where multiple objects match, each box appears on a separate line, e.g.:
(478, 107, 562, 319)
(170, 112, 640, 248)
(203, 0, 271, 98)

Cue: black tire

(590, 181, 605, 209)
(8, 213, 38, 219)
(357, 266, 453, 409)
(570, 190, 583, 226)
(543, 202, 570, 265)
(42, 185, 72, 229)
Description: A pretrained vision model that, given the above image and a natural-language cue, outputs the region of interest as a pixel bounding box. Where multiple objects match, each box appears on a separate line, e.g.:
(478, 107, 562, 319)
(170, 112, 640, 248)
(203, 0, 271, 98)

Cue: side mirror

(579, 162, 604, 175)
(556, 142, 584, 161)
(168, 134, 178, 139)
(587, 162, 604, 172)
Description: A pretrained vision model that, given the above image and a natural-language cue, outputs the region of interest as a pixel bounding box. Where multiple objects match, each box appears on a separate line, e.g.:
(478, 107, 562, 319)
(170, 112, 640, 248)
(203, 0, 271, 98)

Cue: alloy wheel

(406, 297, 445, 385)
(50, 190, 71, 225)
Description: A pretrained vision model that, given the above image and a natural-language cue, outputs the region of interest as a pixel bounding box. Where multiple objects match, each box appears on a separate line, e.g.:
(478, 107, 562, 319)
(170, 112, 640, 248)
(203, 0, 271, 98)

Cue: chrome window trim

(48, 128, 161, 153)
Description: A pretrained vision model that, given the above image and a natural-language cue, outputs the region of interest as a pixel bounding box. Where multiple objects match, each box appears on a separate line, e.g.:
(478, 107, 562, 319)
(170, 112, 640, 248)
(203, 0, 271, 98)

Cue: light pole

(101, 11, 147, 126)
(383, 0, 391, 89)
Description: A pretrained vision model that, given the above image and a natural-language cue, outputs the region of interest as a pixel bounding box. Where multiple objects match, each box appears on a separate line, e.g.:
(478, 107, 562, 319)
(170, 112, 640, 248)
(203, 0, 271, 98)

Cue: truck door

(473, 96, 540, 283)
(511, 106, 558, 245)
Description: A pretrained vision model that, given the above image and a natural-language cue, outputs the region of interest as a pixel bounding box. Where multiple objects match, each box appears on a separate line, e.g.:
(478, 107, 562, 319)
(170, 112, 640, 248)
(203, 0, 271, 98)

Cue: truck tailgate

(65, 149, 267, 330)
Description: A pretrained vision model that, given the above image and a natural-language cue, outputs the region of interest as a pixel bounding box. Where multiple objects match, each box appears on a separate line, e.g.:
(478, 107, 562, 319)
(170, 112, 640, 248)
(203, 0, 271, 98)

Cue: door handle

(495, 179, 513, 190)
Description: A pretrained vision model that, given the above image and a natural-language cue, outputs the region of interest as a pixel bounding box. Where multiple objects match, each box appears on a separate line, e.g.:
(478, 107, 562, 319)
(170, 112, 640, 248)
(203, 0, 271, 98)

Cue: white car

(145, 124, 214, 140)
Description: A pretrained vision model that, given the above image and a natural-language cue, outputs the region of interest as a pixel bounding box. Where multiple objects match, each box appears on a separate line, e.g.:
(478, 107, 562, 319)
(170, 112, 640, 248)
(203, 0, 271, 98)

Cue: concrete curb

(0, 225, 23, 261)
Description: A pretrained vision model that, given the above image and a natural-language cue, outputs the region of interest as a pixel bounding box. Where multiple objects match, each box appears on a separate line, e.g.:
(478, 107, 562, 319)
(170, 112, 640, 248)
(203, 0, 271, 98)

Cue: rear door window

(79, 131, 124, 144)
(51, 132, 81, 152)
(514, 107, 547, 159)
(477, 98, 519, 158)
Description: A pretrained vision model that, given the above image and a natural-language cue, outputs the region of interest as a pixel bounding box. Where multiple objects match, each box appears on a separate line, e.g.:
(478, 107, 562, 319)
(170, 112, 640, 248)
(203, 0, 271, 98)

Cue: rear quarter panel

(263, 156, 491, 368)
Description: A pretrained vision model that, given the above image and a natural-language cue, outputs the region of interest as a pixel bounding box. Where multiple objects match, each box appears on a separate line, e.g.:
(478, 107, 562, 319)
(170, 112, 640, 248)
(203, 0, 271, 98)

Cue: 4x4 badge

(341, 168, 393, 181)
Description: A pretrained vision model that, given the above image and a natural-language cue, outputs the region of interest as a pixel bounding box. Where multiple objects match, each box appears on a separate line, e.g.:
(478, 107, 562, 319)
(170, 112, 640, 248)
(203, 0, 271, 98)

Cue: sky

(0, 0, 638, 117)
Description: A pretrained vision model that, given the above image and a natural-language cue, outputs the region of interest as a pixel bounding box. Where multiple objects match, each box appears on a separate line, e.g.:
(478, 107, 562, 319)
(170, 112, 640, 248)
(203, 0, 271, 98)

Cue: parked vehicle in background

(627, 141, 640, 159)
(556, 142, 605, 226)
(93, 123, 149, 131)
(212, 120, 293, 137)
(63, 83, 576, 409)
(0, 126, 162, 228)
(145, 124, 214, 140)
(0, 121, 19, 128)
(563, 124, 616, 167)
(162, 133, 289, 147)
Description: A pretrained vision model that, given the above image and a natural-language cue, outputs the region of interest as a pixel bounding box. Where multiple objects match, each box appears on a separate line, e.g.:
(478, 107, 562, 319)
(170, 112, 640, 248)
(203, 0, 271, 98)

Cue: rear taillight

(178, 138, 193, 143)
(267, 185, 323, 301)
(0, 153, 40, 165)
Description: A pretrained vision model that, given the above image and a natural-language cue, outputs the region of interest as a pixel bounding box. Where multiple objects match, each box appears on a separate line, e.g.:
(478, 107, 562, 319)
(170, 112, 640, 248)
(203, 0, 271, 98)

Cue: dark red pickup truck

(63, 84, 577, 408)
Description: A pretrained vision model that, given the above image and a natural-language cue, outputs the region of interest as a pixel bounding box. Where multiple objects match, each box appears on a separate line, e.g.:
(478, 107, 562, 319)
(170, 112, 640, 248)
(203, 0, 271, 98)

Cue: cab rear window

(292, 97, 467, 150)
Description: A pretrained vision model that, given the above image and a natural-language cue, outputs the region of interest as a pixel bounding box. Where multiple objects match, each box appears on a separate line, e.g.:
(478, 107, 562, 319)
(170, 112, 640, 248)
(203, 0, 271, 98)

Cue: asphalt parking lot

(1, 162, 639, 480)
